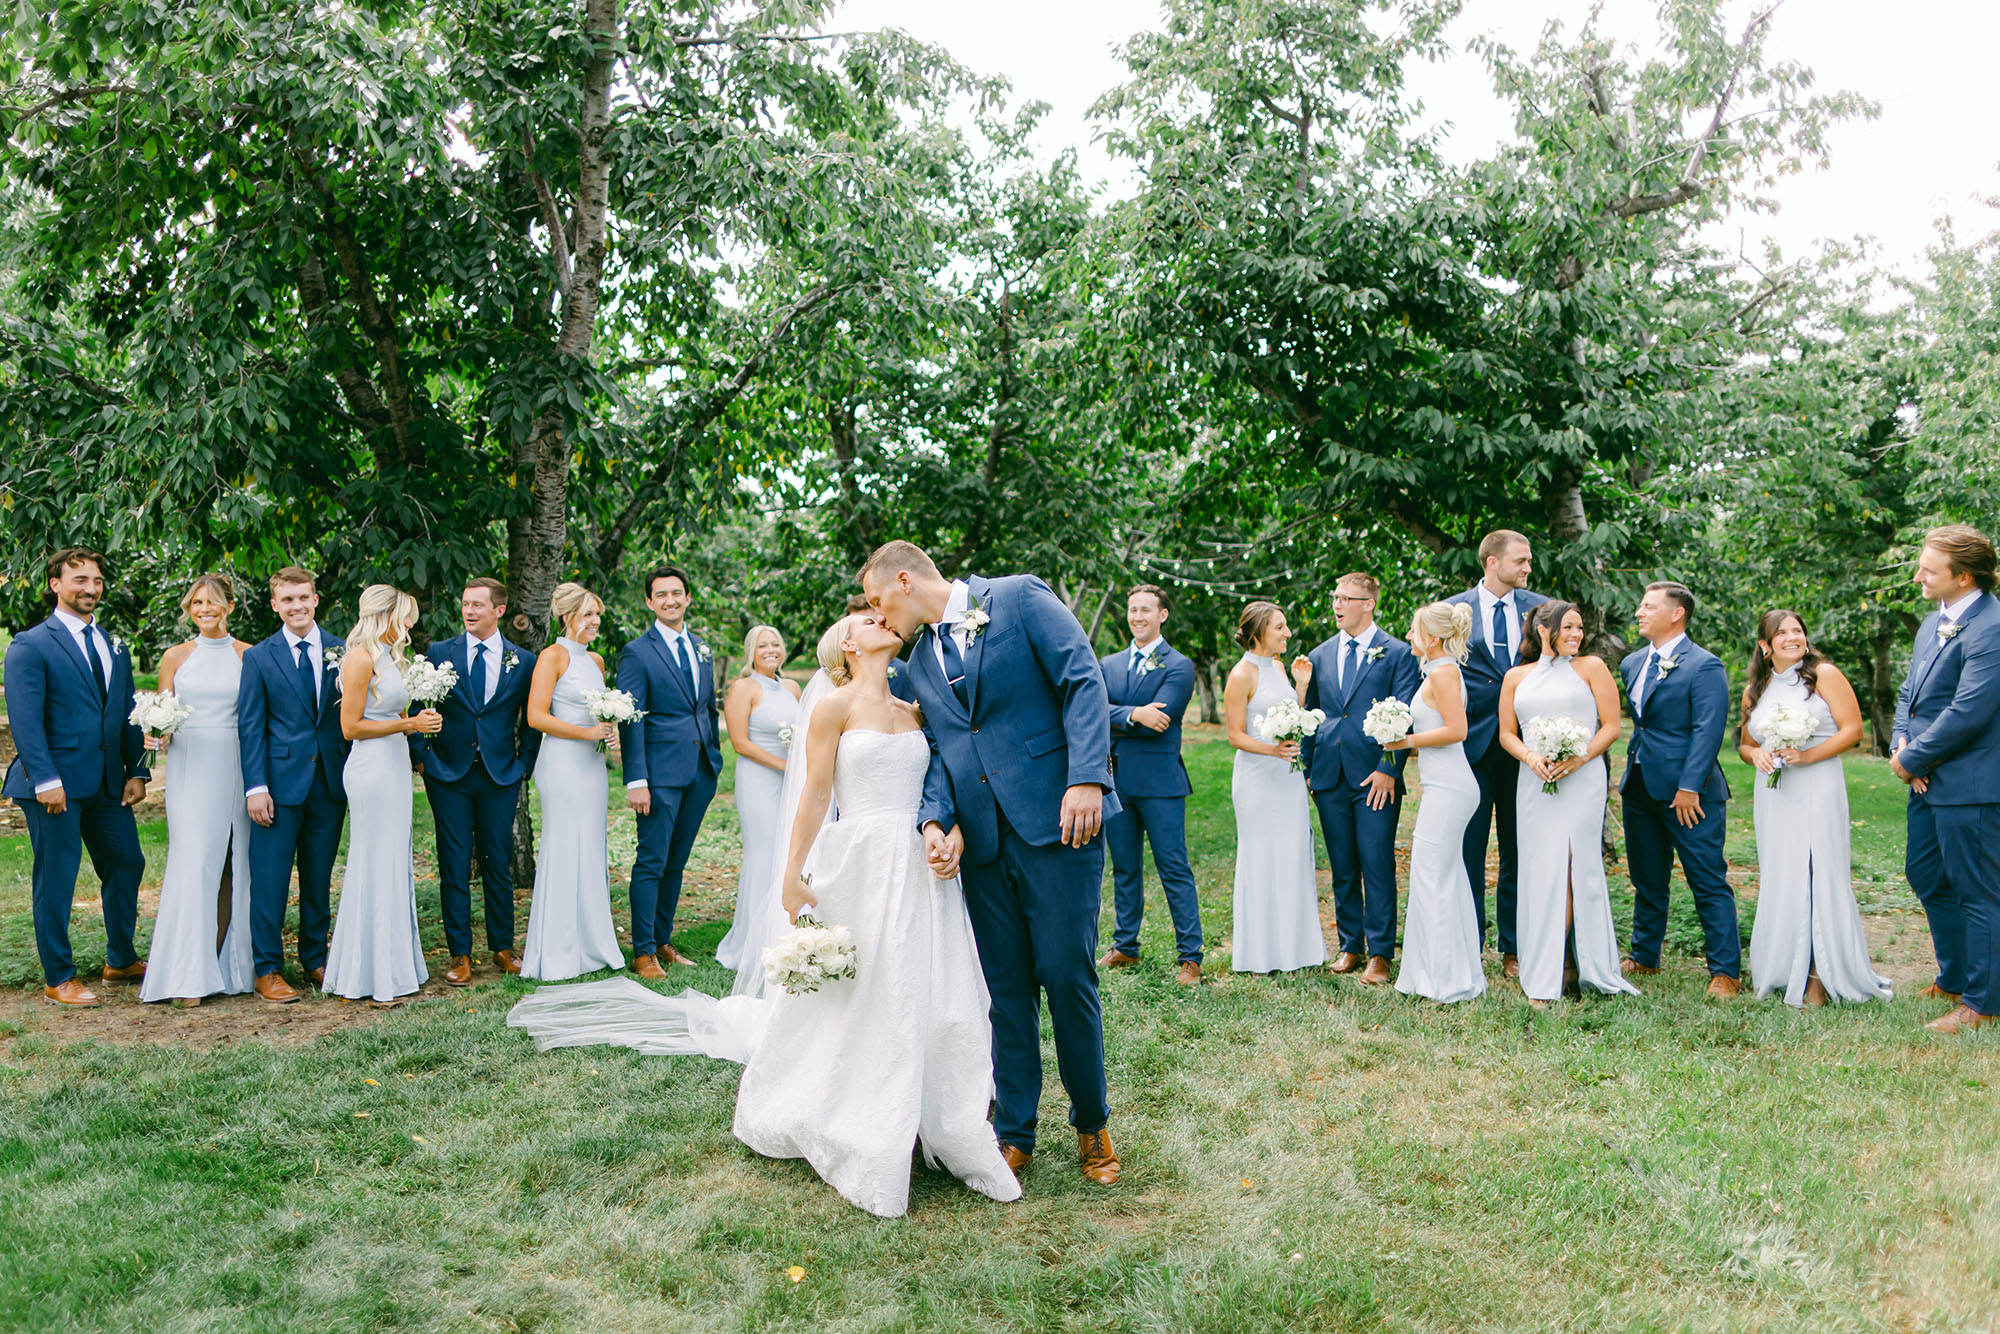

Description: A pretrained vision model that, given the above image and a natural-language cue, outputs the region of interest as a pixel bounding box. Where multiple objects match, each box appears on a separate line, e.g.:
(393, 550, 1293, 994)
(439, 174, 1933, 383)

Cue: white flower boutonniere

(503, 649, 522, 672)
(1137, 655, 1161, 676)
(108, 632, 127, 656)
(695, 641, 713, 663)
(1656, 654, 1680, 676)
(1362, 645, 1386, 663)
(887, 661, 901, 681)
(960, 593, 991, 638)
(1939, 622, 1962, 643)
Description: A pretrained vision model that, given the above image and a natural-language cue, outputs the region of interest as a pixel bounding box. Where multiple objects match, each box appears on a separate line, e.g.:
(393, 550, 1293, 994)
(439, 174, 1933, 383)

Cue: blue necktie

(295, 640, 318, 719)
(469, 642, 488, 708)
(1491, 598, 1510, 664)
(674, 635, 696, 695)
(940, 628, 970, 708)
(1340, 638, 1358, 695)
(1634, 649, 1659, 716)
(81, 625, 108, 701)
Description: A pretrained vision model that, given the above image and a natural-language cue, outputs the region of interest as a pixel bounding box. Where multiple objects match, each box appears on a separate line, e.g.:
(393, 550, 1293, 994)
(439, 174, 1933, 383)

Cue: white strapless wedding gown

(509, 727, 1020, 1218)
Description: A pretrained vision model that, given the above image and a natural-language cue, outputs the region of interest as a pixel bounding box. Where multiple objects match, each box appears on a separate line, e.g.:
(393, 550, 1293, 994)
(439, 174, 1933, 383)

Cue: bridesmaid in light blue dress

(521, 582, 626, 982)
(323, 586, 440, 1006)
(141, 576, 256, 1005)
(717, 625, 802, 972)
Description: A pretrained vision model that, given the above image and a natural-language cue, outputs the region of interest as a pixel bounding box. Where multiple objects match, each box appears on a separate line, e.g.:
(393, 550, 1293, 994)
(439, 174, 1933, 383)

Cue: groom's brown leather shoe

(444, 956, 473, 987)
(632, 954, 668, 980)
(1621, 958, 1661, 976)
(255, 973, 300, 1004)
(492, 950, 521, 976)
(658, 944, 697, 967)
(1706, 974, 1743, 1000)
(1078, 1128, 1120, 1185)
(1921, 983, 1962, 1002)
(1175, 961, 1203, 986)
(1000, 1144, 1032, 1178)
(1927, 1004, 1995, 1035)
(1098, 948, 1139, 970)
(306, 967, 325, 989)
(1501, 954, 1520, 980)
(43, 979, 100, 1007)
(1329, 952, 1363, 974)
(101, 960, 146, 984)
(1358, 955, 1392, 986)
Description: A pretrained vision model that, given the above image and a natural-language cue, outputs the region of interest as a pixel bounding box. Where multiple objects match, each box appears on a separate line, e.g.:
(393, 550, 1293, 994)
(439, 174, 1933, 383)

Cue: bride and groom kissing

(511, 541, 1120, 1218)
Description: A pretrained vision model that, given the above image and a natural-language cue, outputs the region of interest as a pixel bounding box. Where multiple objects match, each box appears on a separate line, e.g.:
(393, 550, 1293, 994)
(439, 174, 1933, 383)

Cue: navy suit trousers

(249, 765, 344, 977)
(1461, 738, 1521, 954)
(1905, 794, 2000, 1011)
(428, 767, 522, 956)
(960, 813, 1110, 1151)
(1105, 796, 1203, 963)
(630, 768, 717, 955)
(1622, 761, 1740, 975)
(22, 792, 144, 986)
(1314, 784, 1400, 959)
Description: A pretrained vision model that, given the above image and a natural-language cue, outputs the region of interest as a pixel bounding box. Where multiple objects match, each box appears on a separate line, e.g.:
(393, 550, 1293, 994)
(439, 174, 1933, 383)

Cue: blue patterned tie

(469, 641, 488, 707)
(940, 628, 970, 708)
(82, 625, 108, 701)
(1491, 598, 1510, 665)
(296, 640, 318, 719)
(674, 635, 696, 695)
(1634, 649, 1659, 716)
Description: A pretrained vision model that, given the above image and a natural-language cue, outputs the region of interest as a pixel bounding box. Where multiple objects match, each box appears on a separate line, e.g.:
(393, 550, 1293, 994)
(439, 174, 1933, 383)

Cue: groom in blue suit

(861, 541, 1121, 1187)
(618, 563, 721, 974)
(238, 566, 350, 1003)
(1618, 581, 1740, 995)
(1444, 530, 1546, 972)
(1892, 525, 2000, 1034)
(415, 577, 540, 985)
(2, 548, 150, 1007)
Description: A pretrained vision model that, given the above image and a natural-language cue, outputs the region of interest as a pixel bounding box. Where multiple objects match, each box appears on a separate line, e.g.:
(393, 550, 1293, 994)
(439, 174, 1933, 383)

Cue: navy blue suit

(1618, 636, 1739, 976)
(1895, 594, 2000, 1012)
(1444, 586, 1547, 954)
(913, 574, 1116, 1152)
(415, 634, 540, 957)
(1100, 640, 1202, 964)
(617, 624, 721, 957)
(1300, 628, 1420, 960)
(237, 628, 349, 978)
(2, 615, 149, 986)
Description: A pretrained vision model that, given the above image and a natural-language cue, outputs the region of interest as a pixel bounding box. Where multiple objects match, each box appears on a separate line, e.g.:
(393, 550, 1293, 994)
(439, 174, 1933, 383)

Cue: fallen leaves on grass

(784, 1266, 806, 1284)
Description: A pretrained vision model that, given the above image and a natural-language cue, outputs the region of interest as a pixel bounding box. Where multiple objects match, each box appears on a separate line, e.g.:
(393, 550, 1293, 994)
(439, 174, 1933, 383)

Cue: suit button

(979, 775, 988, 783)
(972, 726, 979, 734)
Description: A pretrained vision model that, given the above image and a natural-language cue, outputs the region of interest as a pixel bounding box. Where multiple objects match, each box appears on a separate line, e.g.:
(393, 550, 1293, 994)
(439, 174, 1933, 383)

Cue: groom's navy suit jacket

(617, 626, 722, 789)
(1444, 587, 1548, 764)
(914, 574, 1119, 865)
(1618, 638, 1730, 804)
(413, 634, 540, 786)
(1299, 629, 1420, 796)
(1894, 595, 2000, 801)
(1099, 641, 1194, 800)
(237, 630, 350, 807)
(1, 617, 149, 802)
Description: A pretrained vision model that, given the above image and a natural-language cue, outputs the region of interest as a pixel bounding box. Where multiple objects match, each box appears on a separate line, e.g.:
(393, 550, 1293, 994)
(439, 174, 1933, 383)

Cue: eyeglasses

(1331, 594, 1375, 606)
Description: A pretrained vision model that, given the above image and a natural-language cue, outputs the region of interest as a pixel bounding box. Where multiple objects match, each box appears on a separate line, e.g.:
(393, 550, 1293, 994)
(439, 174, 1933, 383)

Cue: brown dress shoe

(44, 978, 101, 1007)
(492, 950, 521, 975)
(1000, 1144, 1033, 1178)
(306, 967, 326, 988)
(1098, 948, 1140, 970)
(101, 960, 147, 984)
(1927, 1004, 1996, 1035)
(658, 944, 697, 967)
(1078, 1128, 1120, 1185)
(1621, 958, 1661, 976)
(1358, 955, 1392, 986)
(1501, 954, 1520, 980)
(1175, 961, 1203, 986)
(1329, 952, 1363, 974)
(443, 956, 473, 987)
(1921, 983, 1962, 1002)
(632, 954, 668, 980)
(1706, 974, 1743, 1000)
(255, 973, 300, 1004)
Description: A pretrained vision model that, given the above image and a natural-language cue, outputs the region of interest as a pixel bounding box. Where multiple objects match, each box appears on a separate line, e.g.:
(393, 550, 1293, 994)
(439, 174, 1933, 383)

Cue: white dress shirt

(246, 625, 324, 800)
(1476, 582, 1523, 662)
(1941, 588, 1984, 631)
(1334, 624, 1379, 690)
(1128, 637, 1163, 673)
(41, 608, 112, 792)
(468, 631, 502, 705)
(928, 579, 975, 679)
(1631, 632, 1688, 716)
(626, 621, 700, 789)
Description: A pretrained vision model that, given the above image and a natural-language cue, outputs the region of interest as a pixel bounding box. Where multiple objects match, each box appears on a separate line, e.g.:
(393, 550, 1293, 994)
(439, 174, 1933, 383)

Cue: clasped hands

(921, 784, 1105, 879)
(1889, 740, 1928, 794)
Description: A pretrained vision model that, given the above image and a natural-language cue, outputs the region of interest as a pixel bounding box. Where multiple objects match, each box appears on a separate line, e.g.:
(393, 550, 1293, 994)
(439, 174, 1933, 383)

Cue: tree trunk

(1869, 617, 1900, 756)
(1196, 659, 1220, 725)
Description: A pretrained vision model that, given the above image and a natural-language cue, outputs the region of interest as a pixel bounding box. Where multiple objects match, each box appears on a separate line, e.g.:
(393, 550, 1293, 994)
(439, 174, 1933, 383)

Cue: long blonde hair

(1409, 601, 1473, 663)
(347, 584, 420, 690)
(740, 624, 786, 678)
(816, 615, 858, 687)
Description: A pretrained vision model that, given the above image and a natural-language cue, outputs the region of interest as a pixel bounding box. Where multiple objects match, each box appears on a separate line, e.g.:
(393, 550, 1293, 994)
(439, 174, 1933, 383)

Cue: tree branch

(1606, 5, 1775, 220)
(521, 127, 575, 298)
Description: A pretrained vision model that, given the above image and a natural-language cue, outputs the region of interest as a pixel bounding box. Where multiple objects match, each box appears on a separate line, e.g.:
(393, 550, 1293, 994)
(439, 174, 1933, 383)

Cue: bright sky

(832, 0, 2000, 278)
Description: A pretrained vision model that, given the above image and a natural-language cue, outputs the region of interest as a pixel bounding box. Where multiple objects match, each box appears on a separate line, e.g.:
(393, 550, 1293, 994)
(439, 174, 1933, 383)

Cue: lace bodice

(549, 638, 604, 728)
(831, 729, 928, 820)
(1515, 656, 1596, 731)
(1748, 667, 1837, 747)
(1242, 654, 1295, 738)
(174, 634, 242, 730)
(368, 652, 412, 720)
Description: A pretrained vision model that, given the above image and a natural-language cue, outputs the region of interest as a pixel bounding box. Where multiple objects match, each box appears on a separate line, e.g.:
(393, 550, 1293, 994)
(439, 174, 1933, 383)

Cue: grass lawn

(0, 729, 1996, 1330)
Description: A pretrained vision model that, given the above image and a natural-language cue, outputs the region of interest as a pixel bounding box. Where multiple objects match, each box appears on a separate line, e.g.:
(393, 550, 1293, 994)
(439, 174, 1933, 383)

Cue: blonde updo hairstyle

(347, 584, 421, 694)
(816, 615, 859, 687)
(740, 624, 785, 678)
(550, 581, 602, 636)
(180, 573, 236, 627)
(1408, 601, 1473, 664)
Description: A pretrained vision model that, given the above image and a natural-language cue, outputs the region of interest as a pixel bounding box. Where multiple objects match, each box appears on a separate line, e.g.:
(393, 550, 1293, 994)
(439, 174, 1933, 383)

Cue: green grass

(1, 735, 1996, 1330)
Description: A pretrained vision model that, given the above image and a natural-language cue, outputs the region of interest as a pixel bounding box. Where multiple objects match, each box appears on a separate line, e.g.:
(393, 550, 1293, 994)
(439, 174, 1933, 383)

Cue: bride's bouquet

(581, 686, 644, 752)
(1757, 706, 1819, 787)
(762, 909, 857, 995)
(401, 659, 459, 707)
(1361, 697, 1414, 753)
(1255, 699, 1326, 772)
(1522, 714, 1592, 794)
(129, 691, 194, 747)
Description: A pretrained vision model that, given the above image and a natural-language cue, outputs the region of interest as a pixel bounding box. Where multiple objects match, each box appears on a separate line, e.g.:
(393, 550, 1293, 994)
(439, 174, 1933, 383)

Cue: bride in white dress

(1382, 602, 1486, 1004)
(509, 612, 1019, 1219)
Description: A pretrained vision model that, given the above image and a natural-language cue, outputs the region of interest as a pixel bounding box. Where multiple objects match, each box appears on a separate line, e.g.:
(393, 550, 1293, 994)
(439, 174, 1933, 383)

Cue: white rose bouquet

(1361, 697, 1414, 750)
(1757, 705, 1819, 788)
(129, 691, 195, 750)
(1522, 714, 1593, 795)
(401, 659, 459, 707)
(1256, 698, 1326, 772)
(582, 687, 644, 752)
(762, 910, 858, 995)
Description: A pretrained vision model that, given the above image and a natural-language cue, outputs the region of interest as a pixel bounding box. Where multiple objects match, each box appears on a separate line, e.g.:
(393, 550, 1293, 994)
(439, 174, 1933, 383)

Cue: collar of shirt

(1130, 638, 1163, 661)
(1942, 589, 1984, 624)
(1476, 583, 1517, 615)
(1340, 626, 1376, 654)
(52, 606, 94, 637)
(935, 579, 972, 633)
(654, 621, 690, 654)
(469, 631, 502, 660)
(285, 626, 321, 656)
(1648, 633, 1688, 664)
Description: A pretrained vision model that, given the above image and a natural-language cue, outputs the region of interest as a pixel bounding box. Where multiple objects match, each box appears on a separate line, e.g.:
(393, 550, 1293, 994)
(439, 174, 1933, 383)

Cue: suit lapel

(920, 626, 970, 721)
(45, 619, 105, 701)
(649, 627, 697, 708)
(441, 636, 477, 714)
(961, 577, 992, 715)
(275, 634, 319, 715)
(1339, 633, 1371, 707)
(1914, 598, 1992, 698)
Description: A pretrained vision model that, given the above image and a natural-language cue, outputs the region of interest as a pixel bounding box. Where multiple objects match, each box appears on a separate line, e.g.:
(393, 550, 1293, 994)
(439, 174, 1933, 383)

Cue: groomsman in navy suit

(618, 562, 721, 975)
(1617, 581, 1741, 995)
(1445, 530, 1546, 975)
(2, 548, 150, 1007)
(1891, 525, 2000, 1034)
(416, 577, 540, 986)
(1096, 584, 1203, 985)
(238, 566, 350, 1002)
(1301, 571, 1421, 986)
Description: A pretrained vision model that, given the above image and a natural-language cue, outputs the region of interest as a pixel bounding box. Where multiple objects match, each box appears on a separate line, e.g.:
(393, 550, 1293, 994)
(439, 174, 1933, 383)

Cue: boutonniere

(1656, 653, 1680, 676)
(503, 649, 522, 672)
(107, 632, 127, 655)
(695, 641, 712, 662)
(322, 646, 344, 670)
(960, 593, 990, 638)
(1939, 622, 1962, 643)
(887, 661, 901, 680)
(1137, 655, 1161, 675)
(1363, 645, 1385, 663)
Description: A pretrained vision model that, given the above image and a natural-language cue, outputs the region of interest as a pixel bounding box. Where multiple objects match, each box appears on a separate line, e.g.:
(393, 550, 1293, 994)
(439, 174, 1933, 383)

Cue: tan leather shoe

(1921, 983, 1962, 1002)
(1706, 974, 1743, 1000)
(255, 973, 300, 1004)
(1175, 961, 1203, 986)
(1501, 954, 1520, 980)
(492, 950, 521, 975)
(658, 944, 697, 968)
(1000, 1144, 1033, 1178)
(632, 954, 668, 980)
(1621, 958, 1661, 976)
(1358, 955, 1392, 986)
(1328, 952, 1363, 974)
(1098, 948, 1140, 970)
(443, 956, 472, 987)
(306, 967, 326, 989)
(1927, 1004, 1996, 1035)
(44, 978, 100, 1007)
(100, 960, 147, 984)
(1078, 1128, 1120, 1185)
